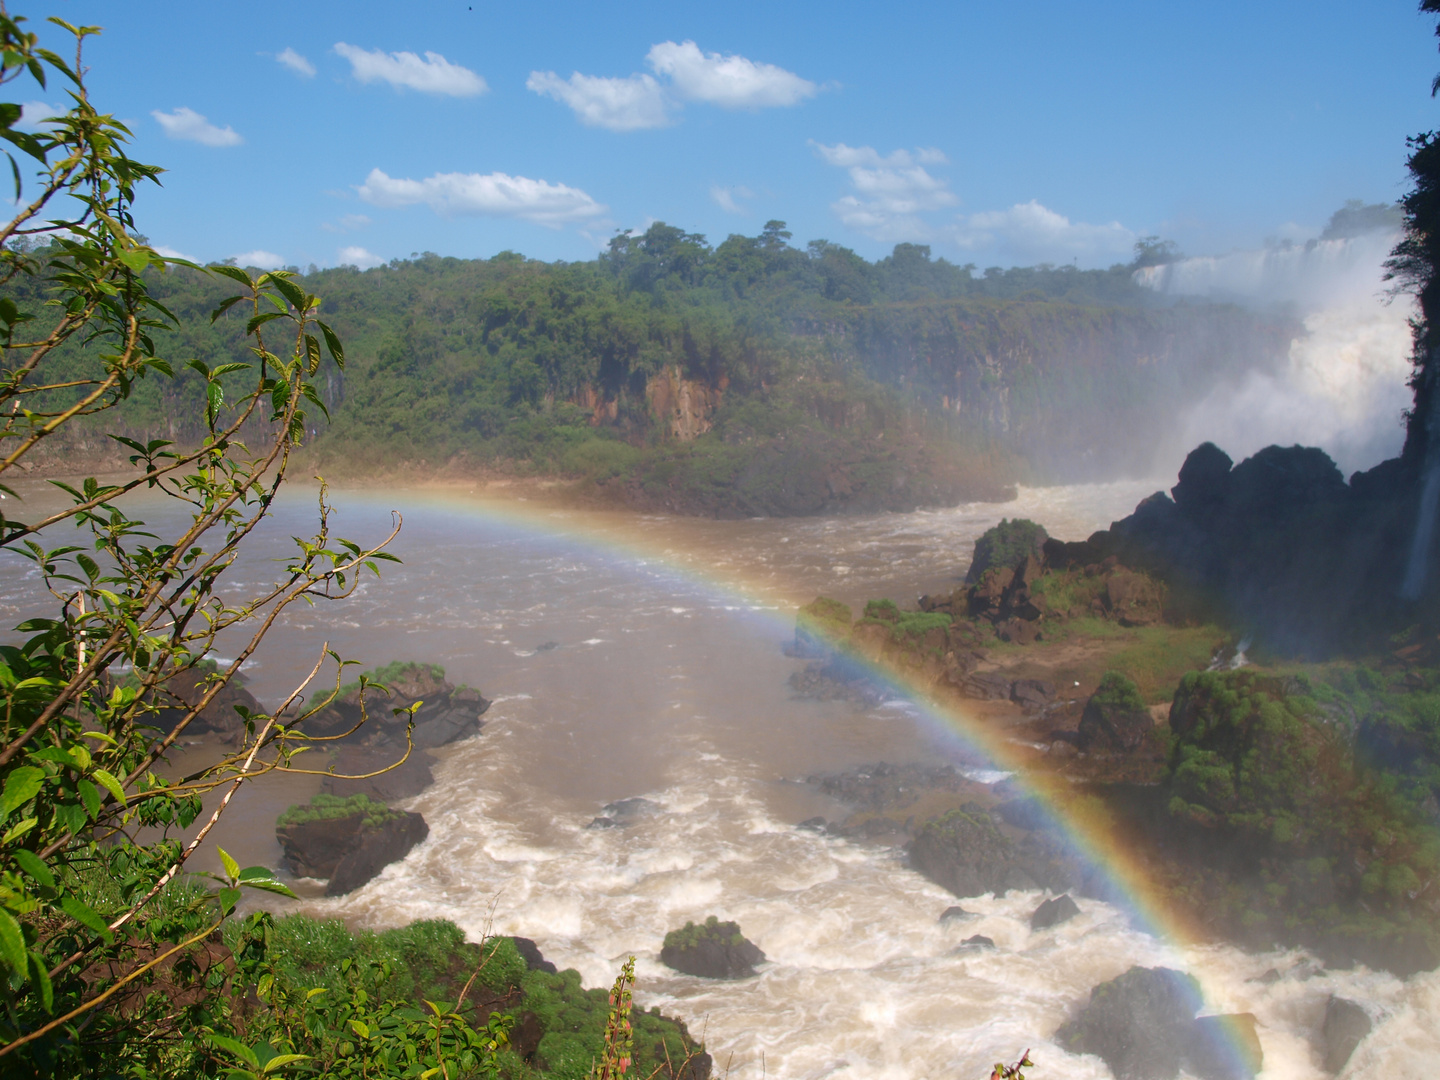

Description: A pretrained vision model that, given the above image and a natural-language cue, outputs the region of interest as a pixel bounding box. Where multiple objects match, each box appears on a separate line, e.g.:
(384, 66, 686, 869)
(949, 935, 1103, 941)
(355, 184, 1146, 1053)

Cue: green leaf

(11, 848, 54, 891)
(238, 877, 299, 899)
(0, 908, 26, 972)
(118, 248, 151, 273)
(91, 768, 127, 807)
(77, 778, 101, 820)
(209, 362, 252, 379)
(210, 294, 247, 323)
(208, 1034, 260, 1068)
(218, 846, 240, 882)
(245, 311, 287, 335)
(317, 321, 345, 368)
(262, 1054, 311, 1073)
(60, 896, 113, 942)
(208, 264, 255, 287)
(26, 952, 53, 1013)
(349, 1019, 371, 1040)
(218, 887, 241, 914)
(1, 766, 43, 817)
(267, 274, 307, 311)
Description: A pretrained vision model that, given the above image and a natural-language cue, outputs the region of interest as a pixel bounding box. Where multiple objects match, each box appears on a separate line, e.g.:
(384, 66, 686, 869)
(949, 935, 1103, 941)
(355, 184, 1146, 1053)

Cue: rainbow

(329, 482, 1262, 1073)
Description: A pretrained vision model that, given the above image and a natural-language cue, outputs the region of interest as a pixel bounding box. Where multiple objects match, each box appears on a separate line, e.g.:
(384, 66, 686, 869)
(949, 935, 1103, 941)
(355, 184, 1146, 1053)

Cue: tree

(0, 13, 514, 1076)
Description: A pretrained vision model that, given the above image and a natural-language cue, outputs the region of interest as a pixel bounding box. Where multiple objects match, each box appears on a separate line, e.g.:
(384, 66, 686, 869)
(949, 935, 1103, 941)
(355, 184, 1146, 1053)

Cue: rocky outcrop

(1321, 996, 1371, 1074)
(275, 794, 428, 896)
(647, 366, 723, 441)
(303, 663, 490, 749)
(908, 806, 1053, 898)
(151, 665, 265, 743)
(1077, 673, 1154, 753)
(1030, 894, 1080, 929)
(660, 917, 765, 979)
(1056, 966, 1262, 1080)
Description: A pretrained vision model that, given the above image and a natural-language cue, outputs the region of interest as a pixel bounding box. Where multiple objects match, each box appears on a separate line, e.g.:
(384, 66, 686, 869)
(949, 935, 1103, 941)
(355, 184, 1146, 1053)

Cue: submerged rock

(938, 906, 972, 923)
(588, 797, 661, 829)
(958, 934, 994, 949)
(660, 917, 765, 979)
(1030, 894, 1080, 930)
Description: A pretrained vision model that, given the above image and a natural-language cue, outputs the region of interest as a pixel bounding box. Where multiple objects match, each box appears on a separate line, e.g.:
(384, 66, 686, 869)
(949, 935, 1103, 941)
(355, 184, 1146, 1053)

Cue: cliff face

(644, 366, 725, 441)
(826, 298, 1297, 480)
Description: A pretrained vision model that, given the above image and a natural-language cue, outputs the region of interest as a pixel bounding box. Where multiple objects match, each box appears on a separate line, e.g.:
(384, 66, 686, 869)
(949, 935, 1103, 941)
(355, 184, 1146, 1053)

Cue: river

(3, 479, 1436, 1079)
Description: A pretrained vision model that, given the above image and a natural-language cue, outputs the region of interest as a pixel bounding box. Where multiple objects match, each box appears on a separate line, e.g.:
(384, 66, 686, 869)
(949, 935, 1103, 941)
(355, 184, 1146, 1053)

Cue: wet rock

(797, 817, 828, 832)
(303, 663, 489, 747)
(1183, 1014, 1263, 1080)
(807, 762, 966, 815)
(996, 617, 1041, 645)
(1077, 673, 1154, 753)
(151, 665, 266, 743)
(510, 936, 558, 975)
(1011, 678, 1056, 710)
(275, 796, 429, 896)
(790, 597, 853, 658)
(321, 746, 435, 802)
(1055, 966, 1203, 1080)
(660, 917, 766, 979)
(1030, 894, 1080, 930)
(938, 906, 972, 923)
(588, 798, 662, 829)
(325, 812, 429, 896)
(908, 806, 1035, 898)
(962, 671, 1013, 700)
(959, 934, 994, 949)
(534, 641, 559, 653)
(1321, 996, 1371, 1074)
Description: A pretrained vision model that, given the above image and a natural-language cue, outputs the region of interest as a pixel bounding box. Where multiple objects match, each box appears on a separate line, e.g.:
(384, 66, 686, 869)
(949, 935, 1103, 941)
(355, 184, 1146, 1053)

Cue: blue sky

(17, 1, 1440, 269)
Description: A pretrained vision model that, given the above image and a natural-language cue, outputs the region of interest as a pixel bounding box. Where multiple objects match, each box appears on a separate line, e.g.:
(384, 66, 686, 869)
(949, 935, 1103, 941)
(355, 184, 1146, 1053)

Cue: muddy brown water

(1, 479, 1434, 1079)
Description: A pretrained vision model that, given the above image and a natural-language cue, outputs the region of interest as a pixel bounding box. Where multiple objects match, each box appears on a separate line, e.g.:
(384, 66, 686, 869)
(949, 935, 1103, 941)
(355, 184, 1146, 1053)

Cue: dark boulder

(1055, 966, 1203, 1080)
(938, 906, 972, 923)
(1171, 442, 1233, 515)
(321, 745, 435, 802)
(326, 812, 429, 896)
(961, 671, 1013, 701)
(959, 934, 994, 949)
(151, 665, 266, 743)
(1011, 678, 1056, 710)
(909, 807, 1034, 898)
(1183, 1014, 1263, 1080)
(797, 817, 828, 832)
(660, 917, 765, 979)
(511, 936, 558, 975)
(1077, 673, 1153, 752)
(1030, 894, 1080, 930)
(275, 794, 428, 895)
(303, 663, 489, 747)
(1321, 996, 1371, 1074)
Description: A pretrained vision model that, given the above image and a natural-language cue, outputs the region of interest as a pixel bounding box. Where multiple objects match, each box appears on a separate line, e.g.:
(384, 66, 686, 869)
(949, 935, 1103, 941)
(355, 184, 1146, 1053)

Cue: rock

(410, 707, 481, 750)
(303, 662, 488, 746)
(1030, 894, 1080, 930)
(534, 641, 559, 653)
(1011, 678, 1056, 710)
(1055, 966, 1203, 1080)
(791, 597, 853, 658)
(321, 746, 434, 802)
(1171, 442, 1233, 515)
(908, 807, 1034, 898)
(996, 617, 1040, 645)
(151, 665, 266, 742)
(959, 934, 995, 949)
(275, 794, 428, 896)
(1103, 569, 1165, 626)
(510, 936, 558, 975)
(1048, 739, 1079, 760)
(797, 817, 828, 832)
(1183, 1014, 1263, 1080)
(938, 906, 972, 922)
(326, 812, 429, 896)
(1321, 996, 1371, 1074)
(660, 917, 766, 979)
(1077, 673, 1154, 752)
(962, 671, 1013, 700)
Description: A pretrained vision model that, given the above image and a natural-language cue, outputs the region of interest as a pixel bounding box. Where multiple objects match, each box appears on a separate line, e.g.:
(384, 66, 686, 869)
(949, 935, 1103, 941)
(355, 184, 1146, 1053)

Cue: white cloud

(232, 250, 286, 269)
(320, 213, 373, 234)
(646, 40, 815, 109)
(526, 71, 670, 131)
(356, 168, 605, 228)
(18, 100, 60, 131)
(951, 200, 1135, 262)
(276, 47, 316, 77)
(338, 245, 384, 269)
(153, 244, 199, 263)
(710, 185, 754, 215)
(813, 142, 956, 241)
(152, 107, 243, 147)
(334, 43, 486, 97)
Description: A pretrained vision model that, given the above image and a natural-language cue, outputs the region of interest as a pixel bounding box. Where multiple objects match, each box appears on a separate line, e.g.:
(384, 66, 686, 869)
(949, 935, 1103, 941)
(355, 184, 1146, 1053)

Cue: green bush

(276, 793, 403, 830)
(967, 518, 1048, 582)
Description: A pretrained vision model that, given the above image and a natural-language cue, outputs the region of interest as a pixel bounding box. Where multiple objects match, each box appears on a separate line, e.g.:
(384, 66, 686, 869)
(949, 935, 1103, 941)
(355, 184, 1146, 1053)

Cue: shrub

(967, 518, 1049, 582)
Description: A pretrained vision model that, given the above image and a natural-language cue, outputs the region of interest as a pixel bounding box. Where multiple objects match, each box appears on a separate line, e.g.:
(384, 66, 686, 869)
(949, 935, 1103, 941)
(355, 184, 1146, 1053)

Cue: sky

(14, 1, 1440, 270)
